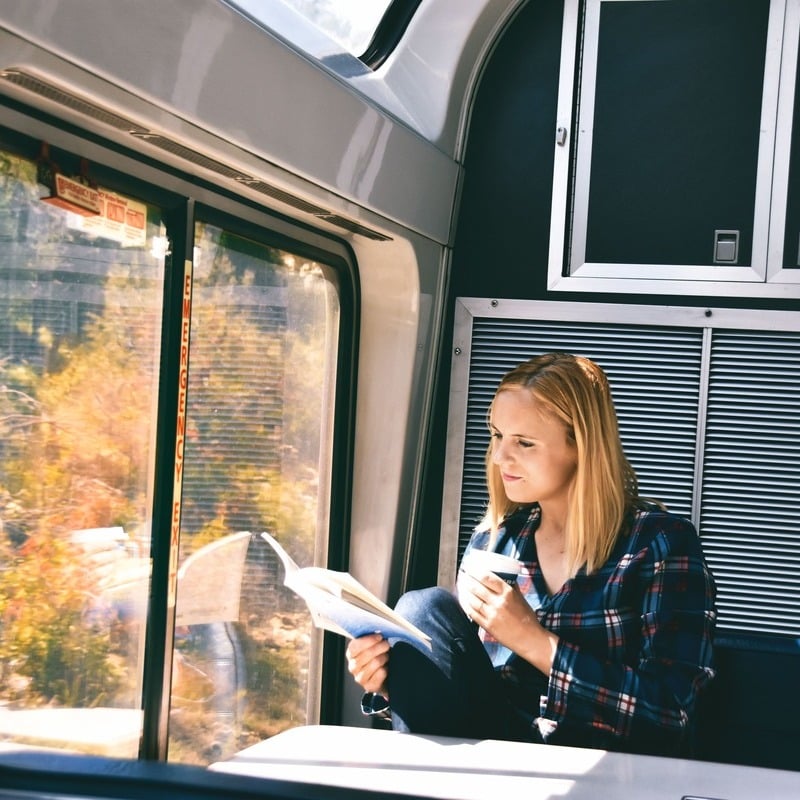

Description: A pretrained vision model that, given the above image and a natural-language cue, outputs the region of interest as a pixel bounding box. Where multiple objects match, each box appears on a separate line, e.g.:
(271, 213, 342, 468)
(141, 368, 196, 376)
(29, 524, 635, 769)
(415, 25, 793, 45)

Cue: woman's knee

(395, 586, 458, 626)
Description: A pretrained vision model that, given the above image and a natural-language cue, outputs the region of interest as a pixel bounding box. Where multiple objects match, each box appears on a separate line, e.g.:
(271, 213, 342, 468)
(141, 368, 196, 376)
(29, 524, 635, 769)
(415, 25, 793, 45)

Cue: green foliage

(239, 625, 308, 738)
(0, 533, 122, 706)
(181, 223, 329, 563)
(27, 311, 156, 533)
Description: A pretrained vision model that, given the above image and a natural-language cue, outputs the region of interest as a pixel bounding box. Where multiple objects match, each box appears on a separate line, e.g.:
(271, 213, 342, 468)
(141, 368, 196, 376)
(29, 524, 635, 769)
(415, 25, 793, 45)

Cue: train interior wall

(412, 0, 800, 772)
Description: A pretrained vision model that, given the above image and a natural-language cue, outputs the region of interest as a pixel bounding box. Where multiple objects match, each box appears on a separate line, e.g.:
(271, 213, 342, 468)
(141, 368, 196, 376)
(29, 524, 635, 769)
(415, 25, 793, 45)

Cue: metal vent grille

(459, 318, 702, 551)
(700, 330, 800, 636)
(130, 132, 278, 184)
(316, 214, 392, 241)
(0, 68, 148, 133)
(444, 300, 800, 638)
(0, 68, 390, 241)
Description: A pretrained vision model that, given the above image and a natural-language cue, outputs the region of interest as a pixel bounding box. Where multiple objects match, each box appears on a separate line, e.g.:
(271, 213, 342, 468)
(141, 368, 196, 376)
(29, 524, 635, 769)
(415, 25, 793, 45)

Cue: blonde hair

(483, 353, 638, 576)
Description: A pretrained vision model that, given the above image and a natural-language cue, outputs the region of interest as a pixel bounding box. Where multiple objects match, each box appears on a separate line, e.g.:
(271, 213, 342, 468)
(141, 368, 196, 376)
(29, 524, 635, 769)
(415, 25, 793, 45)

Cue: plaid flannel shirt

(463, 504, 717, 754)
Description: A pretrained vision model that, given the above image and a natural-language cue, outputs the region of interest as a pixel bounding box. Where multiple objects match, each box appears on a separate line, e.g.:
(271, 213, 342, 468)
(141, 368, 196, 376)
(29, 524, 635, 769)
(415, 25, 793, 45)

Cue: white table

(211, 724, 800, 800)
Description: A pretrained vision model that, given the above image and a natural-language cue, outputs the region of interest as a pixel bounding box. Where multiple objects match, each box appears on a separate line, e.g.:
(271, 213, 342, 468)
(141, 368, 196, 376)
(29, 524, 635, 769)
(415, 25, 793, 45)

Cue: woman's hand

(345, 633, 391, 697)
(457, 570, 559, 676)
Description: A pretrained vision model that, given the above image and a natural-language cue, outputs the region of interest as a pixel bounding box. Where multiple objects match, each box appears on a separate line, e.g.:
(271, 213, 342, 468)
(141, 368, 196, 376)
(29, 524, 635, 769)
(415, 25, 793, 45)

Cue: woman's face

(489, 386, 578, 507)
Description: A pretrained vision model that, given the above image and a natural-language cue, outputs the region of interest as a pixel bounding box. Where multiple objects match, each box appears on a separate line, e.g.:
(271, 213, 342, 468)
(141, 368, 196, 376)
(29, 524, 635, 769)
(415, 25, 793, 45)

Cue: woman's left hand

(456, 570, 559, 675)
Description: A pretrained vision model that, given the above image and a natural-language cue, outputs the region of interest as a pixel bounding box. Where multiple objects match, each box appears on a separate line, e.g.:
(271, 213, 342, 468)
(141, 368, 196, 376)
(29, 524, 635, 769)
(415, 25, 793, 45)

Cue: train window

(0, 123, 349, 764)
(167, 216, 340, 765)
(549, 0, 800, 294)
(0, 139, 165, 756)
(230, 0, 394, 58)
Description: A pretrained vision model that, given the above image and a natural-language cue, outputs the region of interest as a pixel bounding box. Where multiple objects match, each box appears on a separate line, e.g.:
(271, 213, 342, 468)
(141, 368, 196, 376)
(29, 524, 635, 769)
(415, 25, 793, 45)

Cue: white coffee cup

(460, 548, 522, 584)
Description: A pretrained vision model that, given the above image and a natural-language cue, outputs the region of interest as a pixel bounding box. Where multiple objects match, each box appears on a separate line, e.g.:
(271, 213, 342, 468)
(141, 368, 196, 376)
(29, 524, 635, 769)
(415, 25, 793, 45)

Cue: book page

(261, 532, 431, 650)
(261, 531, 300, 577)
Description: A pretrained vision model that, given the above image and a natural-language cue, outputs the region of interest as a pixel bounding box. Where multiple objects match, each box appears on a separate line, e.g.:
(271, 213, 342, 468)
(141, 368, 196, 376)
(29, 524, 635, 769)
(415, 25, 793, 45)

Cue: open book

(261, 532, 431, 650)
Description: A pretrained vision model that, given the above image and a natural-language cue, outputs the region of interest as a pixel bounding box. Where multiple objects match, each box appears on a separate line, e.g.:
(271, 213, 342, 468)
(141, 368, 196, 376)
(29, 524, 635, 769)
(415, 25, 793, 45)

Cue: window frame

(547, 0, 800, 298)
(0, 97, 359, 761)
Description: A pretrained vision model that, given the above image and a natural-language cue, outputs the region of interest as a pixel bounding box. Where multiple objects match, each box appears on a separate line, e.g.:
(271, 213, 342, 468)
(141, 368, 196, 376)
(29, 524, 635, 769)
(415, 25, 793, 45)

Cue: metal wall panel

(440, 299, 800, 637)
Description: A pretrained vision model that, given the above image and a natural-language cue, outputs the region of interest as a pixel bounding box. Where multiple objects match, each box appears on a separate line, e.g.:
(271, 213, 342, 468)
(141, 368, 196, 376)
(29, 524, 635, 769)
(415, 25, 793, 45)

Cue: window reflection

(0, 144, 164, 756)
(232, 0, 393, 57)
(0, 141, 341, 765)
(167, 221, 338, 765)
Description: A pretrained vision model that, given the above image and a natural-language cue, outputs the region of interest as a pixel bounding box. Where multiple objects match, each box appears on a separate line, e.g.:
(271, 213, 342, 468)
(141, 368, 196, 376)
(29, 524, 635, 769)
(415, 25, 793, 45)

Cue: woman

(347, 353, 716, 756)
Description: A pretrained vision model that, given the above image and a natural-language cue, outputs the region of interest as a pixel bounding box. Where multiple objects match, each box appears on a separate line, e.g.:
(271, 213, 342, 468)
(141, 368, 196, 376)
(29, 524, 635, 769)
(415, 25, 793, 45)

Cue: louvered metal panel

(456, 318, 702, 560)
(441, 300, 800, 639)
(700, 330, 800, 636)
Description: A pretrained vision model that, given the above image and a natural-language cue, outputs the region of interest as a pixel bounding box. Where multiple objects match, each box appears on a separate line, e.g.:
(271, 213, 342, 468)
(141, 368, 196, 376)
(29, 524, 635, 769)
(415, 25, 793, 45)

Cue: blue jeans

(387, 587, 539, 741)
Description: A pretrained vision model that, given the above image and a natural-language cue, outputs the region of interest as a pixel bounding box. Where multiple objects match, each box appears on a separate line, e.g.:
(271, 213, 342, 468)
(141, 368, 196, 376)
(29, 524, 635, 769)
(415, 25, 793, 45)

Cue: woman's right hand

(345, 633, 390, 697)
